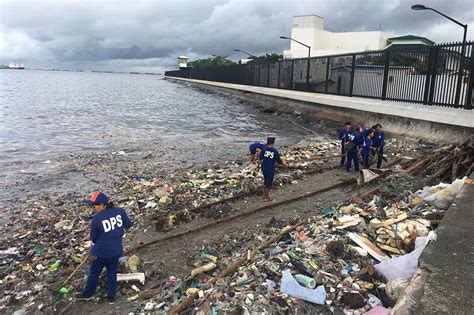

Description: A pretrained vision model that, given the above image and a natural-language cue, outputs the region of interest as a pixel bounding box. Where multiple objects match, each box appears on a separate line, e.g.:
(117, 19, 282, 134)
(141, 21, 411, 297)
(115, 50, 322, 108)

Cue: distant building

(239, 58, 253, 65)
(384, 35, 435, 51)
(283, 15, 391, 59)
(178, 56, 190, 69)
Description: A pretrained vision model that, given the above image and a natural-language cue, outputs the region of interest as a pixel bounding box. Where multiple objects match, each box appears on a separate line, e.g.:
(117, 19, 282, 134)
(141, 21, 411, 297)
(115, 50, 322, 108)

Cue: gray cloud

(0, 0, 472, 72)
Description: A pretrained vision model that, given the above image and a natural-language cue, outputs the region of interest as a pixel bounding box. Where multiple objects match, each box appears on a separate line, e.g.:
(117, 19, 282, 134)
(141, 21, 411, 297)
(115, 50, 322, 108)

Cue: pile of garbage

(129, 177, 468, 314)
(0, 205, 94, 313)
(0, 137, 442, 313)
(0, 140, 342, 313)
(118, 138, 426, 232)
(107, 140, 346, 231)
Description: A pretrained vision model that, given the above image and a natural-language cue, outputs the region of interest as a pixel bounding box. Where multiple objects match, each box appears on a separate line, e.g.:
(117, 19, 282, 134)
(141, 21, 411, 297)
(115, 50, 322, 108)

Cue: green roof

(388, 35, 435, 46)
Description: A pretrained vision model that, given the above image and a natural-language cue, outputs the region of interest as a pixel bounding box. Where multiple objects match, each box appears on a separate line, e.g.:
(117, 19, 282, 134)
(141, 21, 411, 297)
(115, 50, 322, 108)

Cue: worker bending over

(259, 136, 287, 202)
(372, 124, 385, 169)
(249, 142, 265, 161)
(338, 121, 353, 167)
(361, 128, 374, 168)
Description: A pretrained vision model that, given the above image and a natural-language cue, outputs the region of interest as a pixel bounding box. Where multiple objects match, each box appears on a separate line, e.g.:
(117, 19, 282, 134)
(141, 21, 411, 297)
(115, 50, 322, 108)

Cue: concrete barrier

(165, 77, 474, 129)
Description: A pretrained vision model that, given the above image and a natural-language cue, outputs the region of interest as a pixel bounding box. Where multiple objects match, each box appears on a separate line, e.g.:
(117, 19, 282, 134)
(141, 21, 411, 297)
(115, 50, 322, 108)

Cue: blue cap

(85, 191, 109, 206)
(267, 136, 276, 145)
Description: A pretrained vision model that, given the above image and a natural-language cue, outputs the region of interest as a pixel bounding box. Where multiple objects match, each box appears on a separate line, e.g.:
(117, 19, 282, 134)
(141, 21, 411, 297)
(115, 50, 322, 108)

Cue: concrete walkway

(165, 77, 474, 128)
(416, 175, 474, 314)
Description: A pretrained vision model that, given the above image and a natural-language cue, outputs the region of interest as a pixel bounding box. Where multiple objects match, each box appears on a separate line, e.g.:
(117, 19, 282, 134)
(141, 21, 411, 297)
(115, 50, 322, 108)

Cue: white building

(178, 56, 189, 69)
(283, 15, 391, 59)
(239, 58, 253, 65)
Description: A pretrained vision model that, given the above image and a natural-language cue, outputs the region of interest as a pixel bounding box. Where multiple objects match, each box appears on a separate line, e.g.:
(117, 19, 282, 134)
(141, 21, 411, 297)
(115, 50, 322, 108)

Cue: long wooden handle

(62, 255, 90, 287)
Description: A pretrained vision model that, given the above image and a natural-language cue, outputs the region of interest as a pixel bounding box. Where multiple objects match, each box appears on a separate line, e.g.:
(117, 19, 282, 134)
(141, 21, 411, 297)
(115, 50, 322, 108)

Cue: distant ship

(8, 62, 25, 69)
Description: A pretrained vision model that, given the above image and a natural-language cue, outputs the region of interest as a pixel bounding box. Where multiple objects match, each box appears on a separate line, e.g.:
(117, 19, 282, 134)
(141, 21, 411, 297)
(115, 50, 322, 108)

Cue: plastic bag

(363, 306, 390, 315)
(417, 177, 466, 209)
(280, 269, 326, 305)
(374, 231, 436, 281)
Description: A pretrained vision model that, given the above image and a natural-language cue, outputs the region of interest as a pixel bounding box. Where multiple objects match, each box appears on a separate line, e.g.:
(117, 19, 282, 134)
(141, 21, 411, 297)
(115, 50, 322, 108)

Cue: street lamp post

(411, 5, 467, 44)
(411, 4, 468, 107)
(233, 49, 258, 59)
(280, 36, 311, 91)
(234, 49, 260, 85)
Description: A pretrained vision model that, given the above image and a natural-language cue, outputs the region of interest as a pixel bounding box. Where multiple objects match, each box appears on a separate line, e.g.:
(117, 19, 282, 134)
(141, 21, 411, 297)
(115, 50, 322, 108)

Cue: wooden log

(284, 118, 319, 135)
(138, 288, 163, 300)
(421, 151, 467, 177)
(452, 156, 462, 181)
(393, 161, 454, 203)
(125, 179, 355, 255)
(186, 163, 338, 214)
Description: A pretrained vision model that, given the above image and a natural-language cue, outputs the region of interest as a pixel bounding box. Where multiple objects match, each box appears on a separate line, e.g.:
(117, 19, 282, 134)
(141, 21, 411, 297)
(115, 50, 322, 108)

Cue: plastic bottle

(294, 274, 316, 288)
(49, 261, 60, 271)
(201, 252, 218, 263)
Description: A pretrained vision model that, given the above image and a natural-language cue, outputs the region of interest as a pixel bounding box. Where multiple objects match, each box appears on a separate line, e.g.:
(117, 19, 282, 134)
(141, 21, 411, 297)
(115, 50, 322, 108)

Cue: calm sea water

(0, 70, 305, 179)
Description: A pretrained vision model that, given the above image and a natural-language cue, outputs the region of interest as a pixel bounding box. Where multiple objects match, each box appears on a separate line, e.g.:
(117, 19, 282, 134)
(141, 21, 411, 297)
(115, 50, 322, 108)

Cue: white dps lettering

(102, 215, 123, 232)
(264, 151, 274, 159)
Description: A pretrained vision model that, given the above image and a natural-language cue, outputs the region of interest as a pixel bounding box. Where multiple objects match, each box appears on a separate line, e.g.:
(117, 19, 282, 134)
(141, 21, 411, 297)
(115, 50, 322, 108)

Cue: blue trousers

(346, 151, 359, 171)
(263, 171, 275, 188)
(376, 147, 384, 168)
(340, 144, 346, 165)
(361, 149, 370, 168)
(83, 256, 119, 298)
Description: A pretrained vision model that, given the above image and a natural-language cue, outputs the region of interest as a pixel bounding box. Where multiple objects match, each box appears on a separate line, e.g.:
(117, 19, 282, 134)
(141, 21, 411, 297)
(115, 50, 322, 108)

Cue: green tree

(191, 55, 237, 69)
(248, 53, 282, 64)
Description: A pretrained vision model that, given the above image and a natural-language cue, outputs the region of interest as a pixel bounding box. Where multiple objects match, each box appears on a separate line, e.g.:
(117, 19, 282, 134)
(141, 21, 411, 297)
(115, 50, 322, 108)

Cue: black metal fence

(166, 41, 474, 109)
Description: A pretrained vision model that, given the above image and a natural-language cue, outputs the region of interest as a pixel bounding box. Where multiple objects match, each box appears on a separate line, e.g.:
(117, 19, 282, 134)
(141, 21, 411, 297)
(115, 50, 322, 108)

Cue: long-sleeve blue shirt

(346, 133, 363, 153)
(259, 146, 282, 174)
(249, 142, 265, 154)
(338, 129, 353, 146)
(372, 131, 385, 148)
(361, 136, 373, 155)
(90, 207, 133, 258)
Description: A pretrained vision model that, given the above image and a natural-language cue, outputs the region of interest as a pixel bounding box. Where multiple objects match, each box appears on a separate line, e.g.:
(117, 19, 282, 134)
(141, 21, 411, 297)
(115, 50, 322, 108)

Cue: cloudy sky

(1, 0, 473, 72)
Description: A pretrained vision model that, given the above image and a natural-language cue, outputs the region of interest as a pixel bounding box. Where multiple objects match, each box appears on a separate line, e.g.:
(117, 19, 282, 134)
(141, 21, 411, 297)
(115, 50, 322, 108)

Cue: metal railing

(165, 41, 474, 109)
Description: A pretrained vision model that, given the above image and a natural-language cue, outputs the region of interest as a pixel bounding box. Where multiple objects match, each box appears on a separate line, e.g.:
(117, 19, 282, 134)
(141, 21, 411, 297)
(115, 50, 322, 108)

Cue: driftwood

(393, 161, 454, 203)
(285, 118, 320, 135)
(61, 255, 90, 287)
(125, 178, 356, 255)
(187, 164, 338, 214)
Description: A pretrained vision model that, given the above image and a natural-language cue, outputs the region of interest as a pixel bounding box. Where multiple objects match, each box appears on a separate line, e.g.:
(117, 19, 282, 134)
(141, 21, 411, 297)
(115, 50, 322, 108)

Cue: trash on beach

(375, 232, 436, 281)
(348, 233, 389, 262)
(126, 255, 140, 272)
(417, 177, 466, 209)
(117, 273, 146, 285)
(190, 263, 217, 277)
(280, 270, 326, 305)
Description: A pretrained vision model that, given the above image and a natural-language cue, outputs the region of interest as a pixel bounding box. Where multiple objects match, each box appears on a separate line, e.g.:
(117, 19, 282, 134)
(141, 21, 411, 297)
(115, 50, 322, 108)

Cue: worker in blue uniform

(76, 192, 133, 304)
(345, 128, 363, 172)
(249, 142, 265, 161)
(361, 128, 374, 168)
(372, 124, 385, 169)
(259, 136, 287, 202)
(338, 122, 353, 167)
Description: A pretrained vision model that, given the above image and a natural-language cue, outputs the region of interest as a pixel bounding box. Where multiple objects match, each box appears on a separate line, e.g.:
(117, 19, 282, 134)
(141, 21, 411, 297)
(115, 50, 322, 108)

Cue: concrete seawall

(165, 77, 474, 130)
